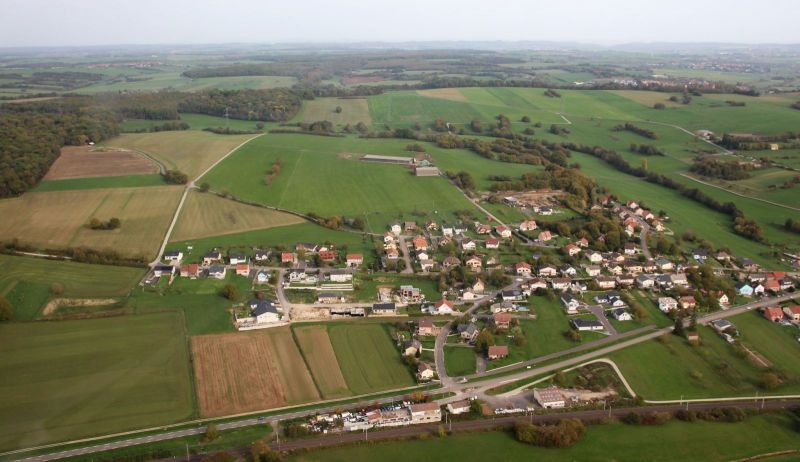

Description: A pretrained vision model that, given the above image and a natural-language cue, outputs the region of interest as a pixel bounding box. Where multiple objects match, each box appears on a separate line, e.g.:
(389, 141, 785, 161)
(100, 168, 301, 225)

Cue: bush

(515, 419, 585, 448)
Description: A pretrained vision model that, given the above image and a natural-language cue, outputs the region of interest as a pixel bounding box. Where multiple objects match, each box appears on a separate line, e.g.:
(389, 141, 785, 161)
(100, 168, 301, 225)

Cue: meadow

(0, 186, 183, 259)
(292, 325, 351, 399)
(443, 346, 476, 377)
(294, 97, 372, 126)
(327, 323, 416, 395)
(200, 134, 475, 232)
(33, 174, 167, 191)
(286, 413, 800, 462)
(170, 190, 305, 242)
(76, 71, 296, 94)
(0, 312, 194, 451)
(106, 131, 258, 178)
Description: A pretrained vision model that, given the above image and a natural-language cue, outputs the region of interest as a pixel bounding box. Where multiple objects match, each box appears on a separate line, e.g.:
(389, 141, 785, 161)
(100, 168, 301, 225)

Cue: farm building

(533, 387, 566, 409)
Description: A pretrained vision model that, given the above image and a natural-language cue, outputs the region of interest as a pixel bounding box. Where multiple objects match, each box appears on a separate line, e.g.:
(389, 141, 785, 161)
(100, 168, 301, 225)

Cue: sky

(0, 0, 798, 48)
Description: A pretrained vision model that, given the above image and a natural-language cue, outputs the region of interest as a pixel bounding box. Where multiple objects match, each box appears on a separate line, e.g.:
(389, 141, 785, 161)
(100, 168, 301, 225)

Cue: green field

(0, 312, 194, 451)
(294, 97, 372, 126)
(32, 174, 166, 192)
(76, 72, 296, 94)
(443, 346, 476, 377)
(0, 255, 144, 320)
(733, 310, 800, 375)
(200, 134, 475, 232)
(327, 323, 415, 395)
(287, 413, 800, 462)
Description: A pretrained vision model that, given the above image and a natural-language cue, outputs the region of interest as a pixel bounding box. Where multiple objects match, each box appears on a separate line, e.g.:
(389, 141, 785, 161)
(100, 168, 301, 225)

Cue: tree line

(689, 159, 752, 180)
(177, 89, 302, 122)
(613, 123, 658, 140)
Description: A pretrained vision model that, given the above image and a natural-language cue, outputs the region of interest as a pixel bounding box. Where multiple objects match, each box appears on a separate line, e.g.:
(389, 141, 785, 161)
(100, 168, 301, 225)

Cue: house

(281, 252, 296, 265)
(655, 274, 673, 289)
(551, 278, 571, 290)
(671, 273, 689, 287)
(636, 275, 655, 289)
(561, 293, 581, 313)
(386, 248, 400, 260)
(572, 318, 604, 331)
(586, 265, 602, 277)
(417, 362, 435, 381)
(596, 276, 616, 289)
(253, 250, 270, 263)
(519, 220, 538, 232)
(679, 296, 697, 310)
(501, 289, 525, 302)
(153, 264, 175, 278)
(465, 255, 482, 271)
(287, 269, 307, 283)
(235, 263, 250, 277)
(249, 299, 281, 324)
(404, 221, 417, 233)
(658, 297, 678, 312)
(255, 270, 270, 284)
(472, 279, 485, 294)
(624, 261, 643, 273)
(686, 331, 700, 343)
(420, 259, 436, 271)
(611, 308, 632, 321)
(441, 224, 455, 237)
(318, 292, 343, 304)
(416, 251, 430, 261)
(538, 265, 557, 277)
(461, 239, 477, 251)
(783, 305, 800, 322)
(539, 206, 553, 216)
(655, 258, 674, 271)
(475, 223, 492, 235)
(403, 339, 422, 356)
(564, 243, 581, 256)
(346, 253, 364, 268)
(537, 230, 553, 242)
(739, 258, 760, 272)
(711, 319, 734, 333)
(753, 284, 766, 295)
(372, 302, 397, 315)
(487, 345, 509, 360)
(412, 236, 428, 252)
(575, 237, 589, 248)
(715, 250, 731, 261)
(494, 313, 513, 330)
(624, 243, 638, 255)
(203, 251, 222, 266)
(491, 301, 516, 313)
(495, 225, 512, 238)
(417, 318, 439, 336)
(164, 250, 183, 262)
(764, 280, 781, 293)
(485, 238, 500, 249)
(229, 252, 247, 265)
(616, 274, 635, 287)
(626, 200, 639, 209)
(409, 402, 441, 424)
(433, 299, 455, 315)
(764, 306, 785, 322)
(319, 250, 337, 262)
(692, 248, 708, 262)
(453, 223, 468, 235)
(643, 260, 658, 273)
(208, 265, 226, 280)
(180, 264, 200, 278)
(607, 264, 623, 275)
(426, 220, 439, 231)
(586, 251, 603, 264)
(529, 278, 548, 291)
(400, 285, 425, 304)
(516, 262, 532, 276)
(736, 282, 754, 297)
(458, 323, 480, 342)
(717, 292, 730, 306)
(442, 256, 461, 270)
(329, 269, 353, 283)
(533, 387, 566, 409)
(390, 222, 402, 236)
(446, 400, 472, 415)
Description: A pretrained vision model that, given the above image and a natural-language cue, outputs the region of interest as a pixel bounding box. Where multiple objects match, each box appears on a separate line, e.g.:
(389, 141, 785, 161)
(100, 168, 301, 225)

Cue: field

(0, 312, 194, 451)
(292, 325, 350, 399)
(733, 310, 800, 375)
(200, 134, 475, 232)
(294, 97, 372, 126)
(191, 328, 320, 417)
(33, 174, 167, 192)
(0, 186, 183, 258)
(327, 323, 416, 395)
(286, 414, 800, 462)
(44, 146, 159, 180)
(170, 190, 305, 242)
(106, 131, 258, 178)
(443, 346, 476, 377)
(76, 72, 297, 94)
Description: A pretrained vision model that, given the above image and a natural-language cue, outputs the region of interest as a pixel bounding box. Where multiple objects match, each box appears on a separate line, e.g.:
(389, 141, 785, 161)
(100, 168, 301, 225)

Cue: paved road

(586, 304, 617, 335)
(679, 173, 800, 212)
(639, 222, 652, 260)
(397, 236, 414, 274)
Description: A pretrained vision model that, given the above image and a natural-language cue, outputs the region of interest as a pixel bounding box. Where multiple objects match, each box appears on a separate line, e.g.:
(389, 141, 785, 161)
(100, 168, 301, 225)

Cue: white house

(560, 293, 581, 314)
(611, 308, 632, 321)
(658, 297, 678, 312)
(249, 299, 281, 324)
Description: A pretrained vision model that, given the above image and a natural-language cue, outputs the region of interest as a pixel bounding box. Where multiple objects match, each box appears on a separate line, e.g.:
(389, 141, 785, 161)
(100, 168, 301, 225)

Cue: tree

(251, 439, 283, 462)
(50, 282, 64, 296)
(256, 122, 265, 130)
(761, 372, 781, 390)
(203, 423, 219, 442)
(202, 452, 235, 462)
(221, 284, 238, 301)
(163, 169, 188, 184)
(199, 182, 210, 192)
(334, 106, 342, 113)
(0, 296, 11, 321)
(521, 115, 531, 123)
(673, 317, 685, 337)
(108, 217, 121, 229)
(474, 330, 495, 354)
(653, 103, 666, 110)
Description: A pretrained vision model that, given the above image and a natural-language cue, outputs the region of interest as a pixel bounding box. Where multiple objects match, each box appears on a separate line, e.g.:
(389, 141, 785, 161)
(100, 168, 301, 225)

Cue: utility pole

(185, 443, 189, 462)
(224, 107, 230, 128)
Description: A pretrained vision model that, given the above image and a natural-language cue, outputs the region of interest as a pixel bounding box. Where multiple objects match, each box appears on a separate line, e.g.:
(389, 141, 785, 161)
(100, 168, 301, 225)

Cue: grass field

(0, 254, 143, 320)
(294, 97, 372, 126)
(76, 72, 296, 94)
(327, 323, 415, 395)
(0, 186, 182, 259)
(33, 174, 167, 191)
(170, 191, 305, 242)
(733, 310, 800, 375)
(0, 312, 194, 451)
(286, 413, 800, 462)
(167, 221, 376, 265)
(200, 134, 475, 232)
(191, 328, 319, 417)
(443, 346, 476, 377)
(292, 325, 351, 399)
(106, 131, 258, 178)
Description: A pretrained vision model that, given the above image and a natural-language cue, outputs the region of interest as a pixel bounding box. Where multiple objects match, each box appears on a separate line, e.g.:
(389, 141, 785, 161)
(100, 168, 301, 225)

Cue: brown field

(43, 146, 159, 180)
(0, 186, 182, 258)
(293, 325, 350, 399)
(170, 190, 305, 242)
(341, 75, 384, 85)
(192, 329, 319, 417)
(417, 88, 468, 102)
(106, 131, 257, 178)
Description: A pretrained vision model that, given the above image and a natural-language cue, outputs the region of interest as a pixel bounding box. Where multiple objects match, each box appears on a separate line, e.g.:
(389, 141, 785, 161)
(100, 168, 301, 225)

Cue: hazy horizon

(1, 0, 798, 48)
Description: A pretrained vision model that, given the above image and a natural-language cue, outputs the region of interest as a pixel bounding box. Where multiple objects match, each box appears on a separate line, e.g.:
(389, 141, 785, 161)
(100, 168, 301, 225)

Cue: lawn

(32, 174, 167, 191)
(106, 131, 258, 178)
(286, 414, 800, 462)
(733, 310, 800, 376)
(443, 346, 476, 377)
(292, 325, 350, 399)
(170, 190, 305, 242)
(327, 323, 415, 395)
(0, 312, 194, 451)
(294, 97, 372, 126)
(200, 133, 475, 232)
(354, 273, 441, 303)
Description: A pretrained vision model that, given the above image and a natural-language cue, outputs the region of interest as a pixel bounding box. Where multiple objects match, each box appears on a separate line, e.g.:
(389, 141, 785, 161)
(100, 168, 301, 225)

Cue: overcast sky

(1, 0, 798, 48)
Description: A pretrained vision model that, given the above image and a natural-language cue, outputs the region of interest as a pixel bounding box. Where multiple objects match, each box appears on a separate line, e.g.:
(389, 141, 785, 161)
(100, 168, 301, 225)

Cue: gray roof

(249, 299, 278, 316)
(572, 318, 603, 328)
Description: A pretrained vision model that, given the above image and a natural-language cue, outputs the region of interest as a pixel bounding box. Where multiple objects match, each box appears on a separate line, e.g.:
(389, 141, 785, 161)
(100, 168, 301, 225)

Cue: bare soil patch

(41, 298, 119, 316)
(44, 146, 159, 180)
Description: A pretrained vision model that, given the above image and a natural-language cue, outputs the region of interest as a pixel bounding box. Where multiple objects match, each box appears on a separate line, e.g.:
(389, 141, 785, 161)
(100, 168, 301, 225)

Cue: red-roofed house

(235, 263, 250, 277)
(516, 262, 532, 276)
(493, 312, 513, 330)
(488, 345, 509, 360)
(783, 305, 800, 322)
(319, 250, 337, 262)
(346, 253, 363, 268)
(763, 306, 784, 323)
(281, 252, 296, 264)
